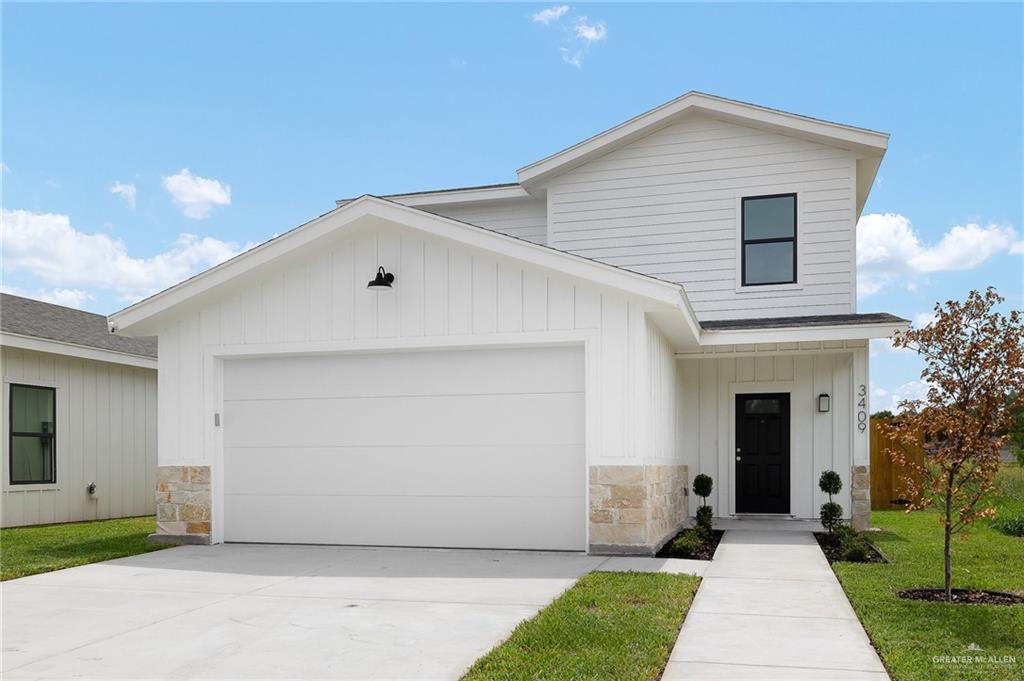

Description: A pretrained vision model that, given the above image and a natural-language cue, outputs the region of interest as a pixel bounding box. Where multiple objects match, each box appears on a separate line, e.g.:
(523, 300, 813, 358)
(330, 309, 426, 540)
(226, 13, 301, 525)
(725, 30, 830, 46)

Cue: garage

(221, 345, 586, 550)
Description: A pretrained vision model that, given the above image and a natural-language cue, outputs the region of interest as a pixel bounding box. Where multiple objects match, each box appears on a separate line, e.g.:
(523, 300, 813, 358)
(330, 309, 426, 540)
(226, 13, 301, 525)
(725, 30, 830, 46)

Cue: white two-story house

(110, 92, 907, 554)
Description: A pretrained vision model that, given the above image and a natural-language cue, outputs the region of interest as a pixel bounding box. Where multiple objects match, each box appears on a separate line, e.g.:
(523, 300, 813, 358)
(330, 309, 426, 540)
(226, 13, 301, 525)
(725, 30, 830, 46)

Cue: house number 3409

(857, 385, 868, 432)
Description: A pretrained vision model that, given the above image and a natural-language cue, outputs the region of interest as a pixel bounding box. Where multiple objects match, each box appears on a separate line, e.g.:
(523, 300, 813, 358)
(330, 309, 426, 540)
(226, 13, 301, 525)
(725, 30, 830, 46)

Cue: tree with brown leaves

(884, 288, 1023, 602)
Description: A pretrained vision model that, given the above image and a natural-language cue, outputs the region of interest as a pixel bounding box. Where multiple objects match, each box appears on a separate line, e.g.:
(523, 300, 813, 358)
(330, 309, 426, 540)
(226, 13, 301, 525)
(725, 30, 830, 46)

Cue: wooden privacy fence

(870, 419, 925, 510)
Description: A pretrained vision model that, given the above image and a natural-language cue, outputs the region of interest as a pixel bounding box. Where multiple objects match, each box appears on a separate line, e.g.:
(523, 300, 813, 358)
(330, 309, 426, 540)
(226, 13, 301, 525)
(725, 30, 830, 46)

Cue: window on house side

(742, 194, 797, 286)
(9, 384, 56, 485)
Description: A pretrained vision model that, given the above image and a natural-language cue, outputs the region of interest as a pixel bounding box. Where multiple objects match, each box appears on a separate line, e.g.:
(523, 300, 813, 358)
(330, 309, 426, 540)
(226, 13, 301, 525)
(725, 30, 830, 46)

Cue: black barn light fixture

(367, 266, 395, 290)
(817, 393, 831, 413)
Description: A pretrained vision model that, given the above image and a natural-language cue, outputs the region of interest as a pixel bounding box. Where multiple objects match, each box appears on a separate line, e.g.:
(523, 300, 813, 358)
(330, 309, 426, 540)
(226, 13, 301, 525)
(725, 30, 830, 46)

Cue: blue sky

(2, 2, 1022, 411)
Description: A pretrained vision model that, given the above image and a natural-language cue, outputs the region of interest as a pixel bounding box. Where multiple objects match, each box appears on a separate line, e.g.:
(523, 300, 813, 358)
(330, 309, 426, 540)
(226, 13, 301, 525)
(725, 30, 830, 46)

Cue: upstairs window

(9, 384, 56, 485)
(742, 194, 797, 286)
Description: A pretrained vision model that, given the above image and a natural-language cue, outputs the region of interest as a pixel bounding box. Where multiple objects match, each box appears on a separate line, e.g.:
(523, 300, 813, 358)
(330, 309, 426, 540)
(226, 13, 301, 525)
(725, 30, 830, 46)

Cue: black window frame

(8, 384, 57, 485)
(741, 193, 798, 286)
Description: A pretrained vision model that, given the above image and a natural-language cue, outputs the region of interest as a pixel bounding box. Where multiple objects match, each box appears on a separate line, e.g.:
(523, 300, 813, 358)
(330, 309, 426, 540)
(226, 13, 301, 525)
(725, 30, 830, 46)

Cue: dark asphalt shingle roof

(700, 312, 908, 332)
(1, 294, 157, 358)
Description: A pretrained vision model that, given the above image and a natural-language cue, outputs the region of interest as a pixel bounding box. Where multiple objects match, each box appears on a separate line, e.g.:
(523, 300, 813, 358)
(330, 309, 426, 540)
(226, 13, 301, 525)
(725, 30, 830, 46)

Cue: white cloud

(162, 168, 231, 219)
(886, 380, 931, 413)
(532, 5, 568, 24)
(1, 163, 9, 174)
(914, 312, 936, 328)
(1, 208, 254, 303)
(532, 7, 607, 67)
(1, 284, 94, 309)
(109, 181, 137, 209)
(1011, 240, 1024, 256)
(857, 213, 1020, 295)
(574, 17, 607, 43)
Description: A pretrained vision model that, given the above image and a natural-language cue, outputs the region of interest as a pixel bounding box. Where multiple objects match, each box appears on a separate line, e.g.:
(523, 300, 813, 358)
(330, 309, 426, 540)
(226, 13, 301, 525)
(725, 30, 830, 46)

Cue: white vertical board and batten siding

(424, 198, 548, 245)
(546, 115, 858, 321)
(1, 347, 157, 527)
(679, 349, 859, 519)
(155, 223, 677, 472)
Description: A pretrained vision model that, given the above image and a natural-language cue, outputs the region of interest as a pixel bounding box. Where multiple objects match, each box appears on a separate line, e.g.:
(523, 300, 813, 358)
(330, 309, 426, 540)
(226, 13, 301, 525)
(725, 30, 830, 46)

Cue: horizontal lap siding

(158, 224, 647, 468)
(548, 116, 858, 321)
(425, 197, 548, 245)
(1, 347, 157, 527)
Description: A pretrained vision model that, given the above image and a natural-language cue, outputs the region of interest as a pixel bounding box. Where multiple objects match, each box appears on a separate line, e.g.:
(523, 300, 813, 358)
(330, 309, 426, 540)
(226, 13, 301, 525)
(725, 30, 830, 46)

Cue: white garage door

(222, 345, 585, 550)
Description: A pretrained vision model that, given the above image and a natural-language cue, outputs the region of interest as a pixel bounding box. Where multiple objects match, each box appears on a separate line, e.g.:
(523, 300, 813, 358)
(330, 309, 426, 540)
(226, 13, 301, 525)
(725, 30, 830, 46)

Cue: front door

(735, 393, 790, 513)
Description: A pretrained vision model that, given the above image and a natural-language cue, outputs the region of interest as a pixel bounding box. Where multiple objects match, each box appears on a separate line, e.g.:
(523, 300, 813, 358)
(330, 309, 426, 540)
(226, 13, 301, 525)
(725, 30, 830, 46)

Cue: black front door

(735, 393, 790, 513)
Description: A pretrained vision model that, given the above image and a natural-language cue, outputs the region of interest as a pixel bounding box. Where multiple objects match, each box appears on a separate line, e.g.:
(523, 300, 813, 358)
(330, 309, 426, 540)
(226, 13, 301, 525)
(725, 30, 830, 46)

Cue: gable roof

(1, 293, 157, 364)
(517, 91, 888, 188)
(109, 196, 702, 343)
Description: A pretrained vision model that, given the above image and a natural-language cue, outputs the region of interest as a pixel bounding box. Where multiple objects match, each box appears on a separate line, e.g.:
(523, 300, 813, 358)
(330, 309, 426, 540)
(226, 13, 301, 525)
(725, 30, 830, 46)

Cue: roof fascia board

(111, 196, 699, 340)
(0, 332, 158, 369)
(337, 185, 530, 209)
(699, 321, 909, 346)
(518, 92, 889, 187)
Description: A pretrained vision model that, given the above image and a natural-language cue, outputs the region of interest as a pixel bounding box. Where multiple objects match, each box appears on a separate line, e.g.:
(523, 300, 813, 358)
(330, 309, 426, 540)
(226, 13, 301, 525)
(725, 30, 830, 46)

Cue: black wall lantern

(817, 393, 831, 413)
(367, 266, 395, 290)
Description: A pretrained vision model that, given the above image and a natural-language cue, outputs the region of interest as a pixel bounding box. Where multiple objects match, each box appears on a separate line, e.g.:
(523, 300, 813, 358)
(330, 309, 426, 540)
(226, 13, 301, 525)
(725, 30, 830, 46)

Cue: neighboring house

(110, 92, 908, 554)
(1, 294, 157, 527)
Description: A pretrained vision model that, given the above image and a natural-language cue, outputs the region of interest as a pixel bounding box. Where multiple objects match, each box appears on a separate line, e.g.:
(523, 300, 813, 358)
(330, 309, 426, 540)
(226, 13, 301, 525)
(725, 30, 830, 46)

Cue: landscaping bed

(656, 528, 723, 560)
(897, 588, 1024, 606)
(461, 571, 700, 681)
(1, 516, 166, 581)
(814, 529, 886, 564)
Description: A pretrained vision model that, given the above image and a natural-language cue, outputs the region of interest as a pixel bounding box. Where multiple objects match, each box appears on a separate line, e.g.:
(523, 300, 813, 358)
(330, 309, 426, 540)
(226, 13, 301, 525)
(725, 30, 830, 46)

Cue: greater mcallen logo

(932, 643, 1016, 667)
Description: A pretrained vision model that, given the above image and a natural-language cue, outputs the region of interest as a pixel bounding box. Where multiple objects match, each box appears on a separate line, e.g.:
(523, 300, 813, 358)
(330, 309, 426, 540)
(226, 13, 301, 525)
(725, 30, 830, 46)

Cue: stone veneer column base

(851, 464, 870, 531)
(588, 464, 688, 555)
(149, 465, 212, 545)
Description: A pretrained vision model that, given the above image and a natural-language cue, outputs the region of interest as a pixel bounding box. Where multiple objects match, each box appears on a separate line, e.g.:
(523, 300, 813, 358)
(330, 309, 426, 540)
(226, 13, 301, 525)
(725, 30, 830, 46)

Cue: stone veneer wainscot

(151, 465, 212, 544)
(589, 464, 688, 555)
(851, 464, 870, 531)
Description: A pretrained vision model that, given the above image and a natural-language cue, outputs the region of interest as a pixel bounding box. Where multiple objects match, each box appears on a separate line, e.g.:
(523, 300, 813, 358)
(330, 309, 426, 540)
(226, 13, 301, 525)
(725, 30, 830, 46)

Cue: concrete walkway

(664, 530, 889, 680)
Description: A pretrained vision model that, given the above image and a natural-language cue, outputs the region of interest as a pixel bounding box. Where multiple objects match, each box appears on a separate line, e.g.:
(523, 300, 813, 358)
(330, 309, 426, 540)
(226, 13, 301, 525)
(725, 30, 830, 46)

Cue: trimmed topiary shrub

(820, 502, 844, 534)
(692, 474, 714, 535)
(818, 470, 844, 534)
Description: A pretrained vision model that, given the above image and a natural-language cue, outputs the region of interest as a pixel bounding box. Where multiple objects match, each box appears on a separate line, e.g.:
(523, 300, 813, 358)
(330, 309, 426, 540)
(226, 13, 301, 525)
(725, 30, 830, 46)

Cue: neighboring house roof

(1, 293, 158, 367)
(701, 313, 908, 331)
(109, 195, 703, 345)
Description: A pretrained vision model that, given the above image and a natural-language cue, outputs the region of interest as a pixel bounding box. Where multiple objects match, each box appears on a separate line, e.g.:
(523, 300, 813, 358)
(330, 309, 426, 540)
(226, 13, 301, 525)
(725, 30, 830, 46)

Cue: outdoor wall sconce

(367, 266, 395, 290)
(818, 393, 831, 413)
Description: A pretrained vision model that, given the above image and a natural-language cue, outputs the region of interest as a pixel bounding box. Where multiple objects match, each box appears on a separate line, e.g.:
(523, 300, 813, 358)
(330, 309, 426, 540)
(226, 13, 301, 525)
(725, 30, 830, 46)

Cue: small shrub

(820, 502, 844, 534)
(818, 469, 844, 534)
(834, 525, 870, 562)
(695, 506, 714, 536)
(670, 529, 703, 556)
(692, 474, 714, 535)
(819, 470, 842, 496)
(992, 510, 1024, 537)
(692, 474, 713, 499)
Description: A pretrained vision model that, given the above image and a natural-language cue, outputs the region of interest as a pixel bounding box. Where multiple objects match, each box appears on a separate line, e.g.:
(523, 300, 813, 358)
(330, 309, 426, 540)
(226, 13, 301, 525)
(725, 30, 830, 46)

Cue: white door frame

(202, 330, 598, 547)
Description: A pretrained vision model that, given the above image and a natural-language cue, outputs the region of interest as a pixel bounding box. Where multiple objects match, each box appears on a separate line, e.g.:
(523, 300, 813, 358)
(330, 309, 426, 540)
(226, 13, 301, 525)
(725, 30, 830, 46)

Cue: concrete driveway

(2, 543, 699, 680)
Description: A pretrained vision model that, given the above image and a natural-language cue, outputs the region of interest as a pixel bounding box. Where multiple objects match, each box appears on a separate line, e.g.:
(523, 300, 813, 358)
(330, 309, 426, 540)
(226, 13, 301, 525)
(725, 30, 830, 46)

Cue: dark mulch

(897, 588, 1024, 606)
(814, 532, 887, 564)
(656, 530, 724, 560)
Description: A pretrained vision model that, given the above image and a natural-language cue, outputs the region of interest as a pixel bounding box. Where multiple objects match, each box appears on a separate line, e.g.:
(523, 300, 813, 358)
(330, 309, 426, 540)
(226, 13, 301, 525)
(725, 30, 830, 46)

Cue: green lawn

(1, 515, 166, 581)
(833, 468, 1024, 681)
(462, 571, 699, 681)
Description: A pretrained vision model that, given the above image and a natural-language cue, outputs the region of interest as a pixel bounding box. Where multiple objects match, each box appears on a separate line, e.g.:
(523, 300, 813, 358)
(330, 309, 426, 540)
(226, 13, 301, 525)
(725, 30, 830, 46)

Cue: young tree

(884, 288, 1023, 602)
